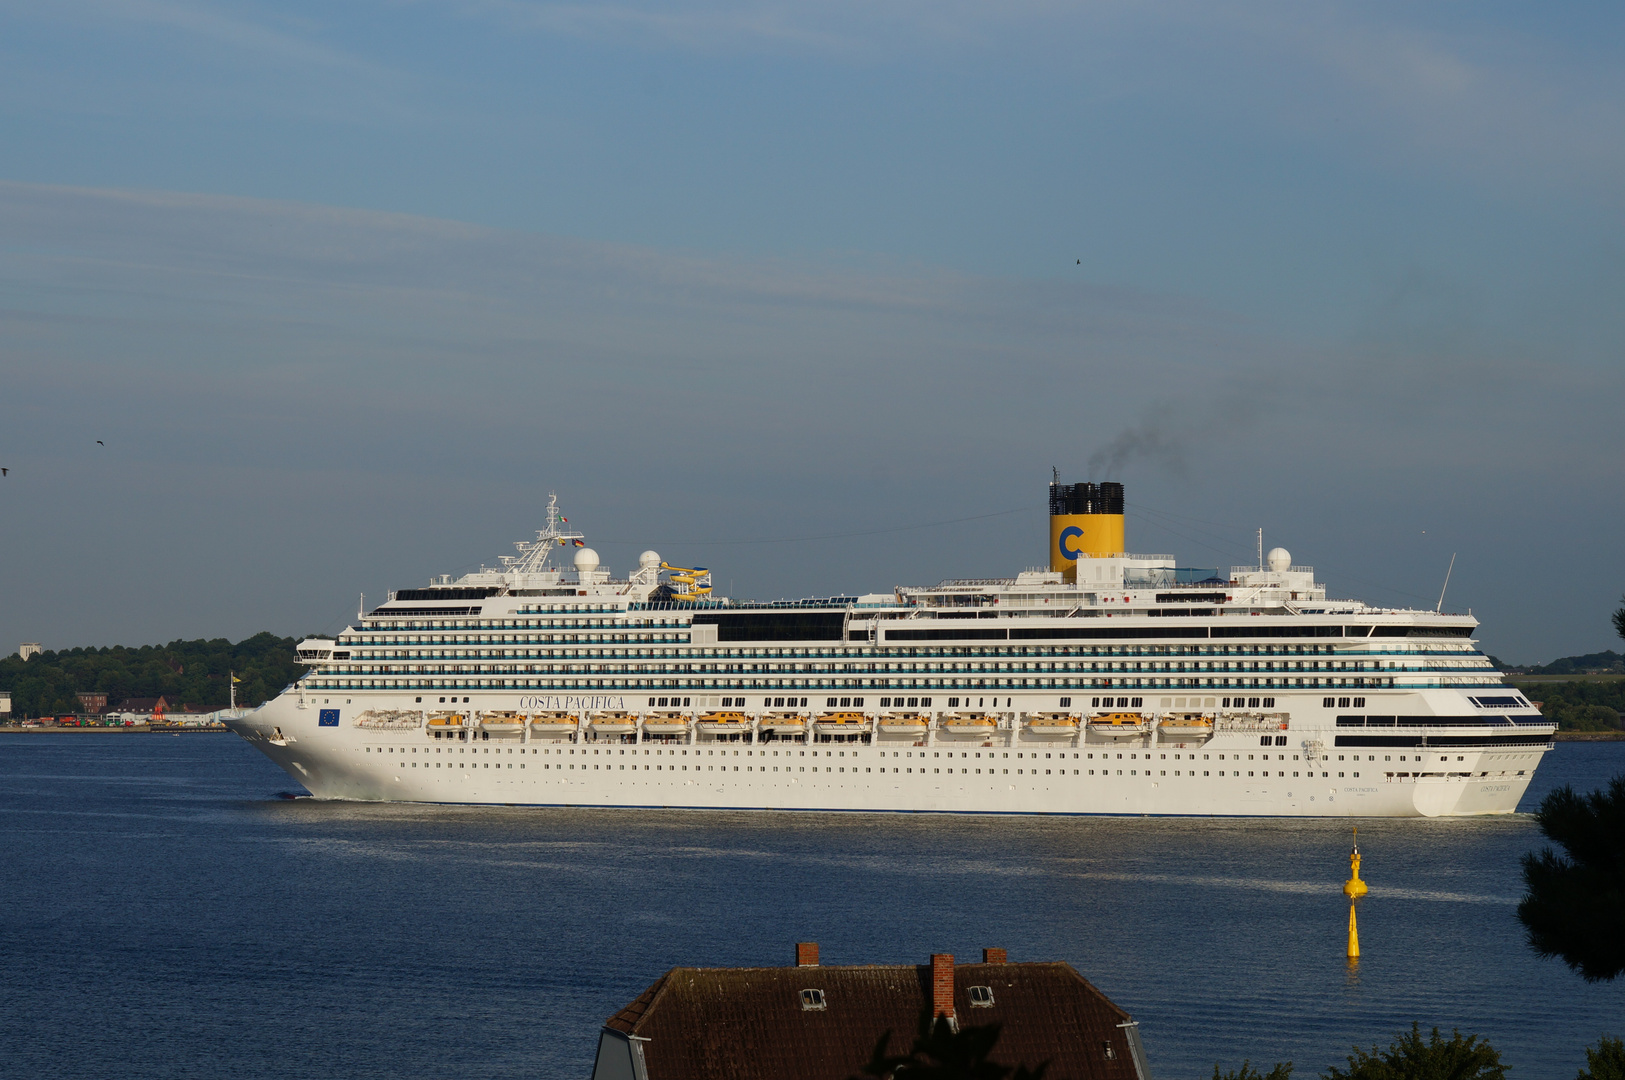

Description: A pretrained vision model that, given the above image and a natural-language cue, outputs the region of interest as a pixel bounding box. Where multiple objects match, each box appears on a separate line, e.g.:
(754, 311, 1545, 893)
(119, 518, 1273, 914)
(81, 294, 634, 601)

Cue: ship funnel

(1048, 479, 1125, 578)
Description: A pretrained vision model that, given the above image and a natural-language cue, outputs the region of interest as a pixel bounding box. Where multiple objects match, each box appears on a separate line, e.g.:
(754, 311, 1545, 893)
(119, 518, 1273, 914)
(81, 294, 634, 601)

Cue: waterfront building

(18, 643, 41, 661)
(590, 943, 1150, 1080)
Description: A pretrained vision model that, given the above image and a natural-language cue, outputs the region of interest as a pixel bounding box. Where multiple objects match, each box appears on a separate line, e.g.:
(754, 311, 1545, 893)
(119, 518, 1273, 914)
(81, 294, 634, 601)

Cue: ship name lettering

(518, 695, 627, 711)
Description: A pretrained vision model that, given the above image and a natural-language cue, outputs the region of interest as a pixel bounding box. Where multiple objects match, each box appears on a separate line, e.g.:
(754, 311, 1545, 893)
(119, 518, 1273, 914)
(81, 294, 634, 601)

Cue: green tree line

(0, 634, 303, 718)
(1512, 680, 1625, 732)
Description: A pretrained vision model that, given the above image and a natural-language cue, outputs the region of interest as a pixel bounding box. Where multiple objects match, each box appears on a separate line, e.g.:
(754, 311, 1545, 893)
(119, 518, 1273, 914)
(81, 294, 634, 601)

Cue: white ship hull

(227, 691, 1545, 818)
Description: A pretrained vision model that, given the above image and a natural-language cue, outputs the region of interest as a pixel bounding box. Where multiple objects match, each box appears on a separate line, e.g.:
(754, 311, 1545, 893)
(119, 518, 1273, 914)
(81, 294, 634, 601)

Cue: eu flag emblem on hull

(318, 709, 340, 727)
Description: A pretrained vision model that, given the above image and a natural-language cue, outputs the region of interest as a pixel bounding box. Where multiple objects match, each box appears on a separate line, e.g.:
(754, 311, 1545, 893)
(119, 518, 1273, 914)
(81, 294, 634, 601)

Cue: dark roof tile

(605, 960, 1142, 1080)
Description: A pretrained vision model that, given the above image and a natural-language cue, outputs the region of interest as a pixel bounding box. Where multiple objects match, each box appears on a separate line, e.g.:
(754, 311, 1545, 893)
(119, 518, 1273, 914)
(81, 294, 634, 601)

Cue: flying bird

(96, 440, 104, 446)
(1, 468, 8, 476)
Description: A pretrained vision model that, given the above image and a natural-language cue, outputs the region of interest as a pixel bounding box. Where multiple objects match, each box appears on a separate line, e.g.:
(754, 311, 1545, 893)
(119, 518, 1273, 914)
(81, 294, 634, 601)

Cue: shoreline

(0, 724, 230, 734)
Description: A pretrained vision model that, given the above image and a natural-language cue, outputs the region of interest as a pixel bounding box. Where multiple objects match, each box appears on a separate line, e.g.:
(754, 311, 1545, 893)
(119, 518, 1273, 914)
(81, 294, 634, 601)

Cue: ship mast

(499, 492, 586, 582)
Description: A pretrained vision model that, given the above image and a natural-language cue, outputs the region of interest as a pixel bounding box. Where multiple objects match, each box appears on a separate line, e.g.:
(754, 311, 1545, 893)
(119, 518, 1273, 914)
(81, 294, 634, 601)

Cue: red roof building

(114, 696, 173, 715)
(591, 943, 1153, 1080)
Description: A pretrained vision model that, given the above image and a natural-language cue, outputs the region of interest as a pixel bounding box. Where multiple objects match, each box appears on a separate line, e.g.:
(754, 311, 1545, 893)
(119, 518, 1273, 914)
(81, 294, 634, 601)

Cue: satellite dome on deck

(1267, 547, 1292, 572)
(574, 548, 601, 573)
(639, 550, 661, 569)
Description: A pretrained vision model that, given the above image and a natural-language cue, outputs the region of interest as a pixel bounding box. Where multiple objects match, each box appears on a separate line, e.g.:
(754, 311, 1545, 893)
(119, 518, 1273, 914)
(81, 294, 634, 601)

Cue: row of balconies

(306, 674, 1498, 694)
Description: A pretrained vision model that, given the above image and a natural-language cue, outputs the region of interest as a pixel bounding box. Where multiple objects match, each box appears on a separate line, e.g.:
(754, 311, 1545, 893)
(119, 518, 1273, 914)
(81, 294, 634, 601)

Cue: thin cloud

(5, 0, 389, 75)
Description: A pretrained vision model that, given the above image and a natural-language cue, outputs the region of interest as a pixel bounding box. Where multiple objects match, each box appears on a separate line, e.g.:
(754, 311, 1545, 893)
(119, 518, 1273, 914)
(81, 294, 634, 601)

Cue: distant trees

(1509, 680, 1625, 732)
(1519, 777, 1625, 982)
(1614, 594, 1625, 643)
(0, 634, 303, 717)
(1323, 1024, 1504, 1080)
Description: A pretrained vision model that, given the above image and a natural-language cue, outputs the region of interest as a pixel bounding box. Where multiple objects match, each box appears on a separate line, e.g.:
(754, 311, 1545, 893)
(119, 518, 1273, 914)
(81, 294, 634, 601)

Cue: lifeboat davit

(640, 713, 689, 736)
(877, 712, 928, 735)
(1088, 713, 1145, 738)
(426, 712, 465, 735)
(1158, 715, 1214, 739)
(814, 711, 869, 735)
(1023, 713, 1079, 738)
(479, 711, 526, 733)
(589, 711, 638, 735)
(697, 710, 752, 735)
(758, 713, 808, 733)
(940, 714, 998, 736)
(527, 711, 579, 734)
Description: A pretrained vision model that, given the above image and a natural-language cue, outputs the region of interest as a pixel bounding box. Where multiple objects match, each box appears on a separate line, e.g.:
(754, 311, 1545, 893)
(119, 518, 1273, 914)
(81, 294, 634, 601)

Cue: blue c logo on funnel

(1058, 526, 1084, 561)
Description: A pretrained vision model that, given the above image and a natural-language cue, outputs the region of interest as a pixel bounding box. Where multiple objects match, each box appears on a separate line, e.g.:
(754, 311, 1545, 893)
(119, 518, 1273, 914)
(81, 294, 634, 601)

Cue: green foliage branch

(1212, 1061, 1292, 1080)
(1323, 1023, 1504, 1080)
(1519, 777, 1625, 982)
(1578, 1035, 1625, 1080)
(851, 1011, 1049, 1080)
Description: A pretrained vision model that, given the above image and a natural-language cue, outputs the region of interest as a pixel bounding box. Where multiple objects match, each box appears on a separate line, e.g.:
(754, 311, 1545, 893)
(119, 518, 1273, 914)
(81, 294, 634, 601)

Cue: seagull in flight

(96, 440, 104, 446)
(1, 468, 8, 476)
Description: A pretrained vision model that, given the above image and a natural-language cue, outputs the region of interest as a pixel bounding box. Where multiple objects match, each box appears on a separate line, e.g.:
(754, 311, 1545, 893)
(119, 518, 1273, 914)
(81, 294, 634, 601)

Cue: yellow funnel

(1048, 480, 1125, 576)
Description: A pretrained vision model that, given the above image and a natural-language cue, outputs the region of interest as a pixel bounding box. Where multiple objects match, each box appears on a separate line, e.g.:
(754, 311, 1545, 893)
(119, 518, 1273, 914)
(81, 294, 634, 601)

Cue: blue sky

(2, 1, 1623, 662)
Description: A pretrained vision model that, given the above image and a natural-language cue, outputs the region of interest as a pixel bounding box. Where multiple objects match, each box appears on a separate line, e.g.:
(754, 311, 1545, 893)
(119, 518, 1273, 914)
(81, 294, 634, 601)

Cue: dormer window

(799, 988, 826, 1011)
(968, 985, 995, 1007)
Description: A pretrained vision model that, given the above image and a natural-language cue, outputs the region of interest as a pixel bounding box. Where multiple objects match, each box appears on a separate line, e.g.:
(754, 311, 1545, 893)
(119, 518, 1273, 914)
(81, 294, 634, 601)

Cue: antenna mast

(1436, 553, 1457, 613)
(1257, 528, 1264, 571)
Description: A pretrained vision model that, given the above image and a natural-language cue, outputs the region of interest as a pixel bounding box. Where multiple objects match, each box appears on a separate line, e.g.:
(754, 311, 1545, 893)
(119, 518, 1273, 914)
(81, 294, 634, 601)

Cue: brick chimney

(795, 942, 820, 967)
(930, 953, 955, 1023)
(982, 947, 1007, 964)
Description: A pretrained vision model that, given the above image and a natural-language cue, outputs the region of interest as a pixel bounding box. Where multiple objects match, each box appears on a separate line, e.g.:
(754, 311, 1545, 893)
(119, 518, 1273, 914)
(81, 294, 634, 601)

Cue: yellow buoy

(1343, 828, 1367, 960)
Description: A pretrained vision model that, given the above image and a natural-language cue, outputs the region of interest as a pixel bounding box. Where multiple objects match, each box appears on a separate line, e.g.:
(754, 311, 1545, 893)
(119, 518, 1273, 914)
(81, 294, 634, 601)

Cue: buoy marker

(1343, 827, 1367, 960)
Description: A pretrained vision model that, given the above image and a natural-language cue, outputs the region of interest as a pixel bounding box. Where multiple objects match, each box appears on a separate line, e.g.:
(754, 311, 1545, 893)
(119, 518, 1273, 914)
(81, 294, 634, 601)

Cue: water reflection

(0, 735, 1620, 1080)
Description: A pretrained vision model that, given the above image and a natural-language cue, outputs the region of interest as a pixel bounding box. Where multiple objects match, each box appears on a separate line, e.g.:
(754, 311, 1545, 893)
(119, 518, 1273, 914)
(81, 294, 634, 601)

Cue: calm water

(1, 735, 1621, 1079)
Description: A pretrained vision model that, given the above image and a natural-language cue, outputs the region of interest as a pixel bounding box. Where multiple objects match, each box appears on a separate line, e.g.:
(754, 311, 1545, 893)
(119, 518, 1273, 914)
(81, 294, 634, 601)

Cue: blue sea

(1, 734, 1621, 1079)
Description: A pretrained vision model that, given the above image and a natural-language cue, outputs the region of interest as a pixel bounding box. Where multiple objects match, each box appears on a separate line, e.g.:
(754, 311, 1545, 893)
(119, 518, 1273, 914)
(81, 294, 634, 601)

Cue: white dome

(1267, 546, 1292, 572)
(573, 547, 601, 573)
(639, 550, 661, 569)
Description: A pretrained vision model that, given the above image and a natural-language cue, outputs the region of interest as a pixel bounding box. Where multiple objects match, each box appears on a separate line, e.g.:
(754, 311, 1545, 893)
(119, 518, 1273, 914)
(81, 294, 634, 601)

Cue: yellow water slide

(659, 562, 713, 600)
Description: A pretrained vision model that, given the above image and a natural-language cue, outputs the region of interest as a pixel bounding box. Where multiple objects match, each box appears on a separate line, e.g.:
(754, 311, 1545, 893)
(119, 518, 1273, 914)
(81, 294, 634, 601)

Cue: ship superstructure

(233, 486, 1553, 816)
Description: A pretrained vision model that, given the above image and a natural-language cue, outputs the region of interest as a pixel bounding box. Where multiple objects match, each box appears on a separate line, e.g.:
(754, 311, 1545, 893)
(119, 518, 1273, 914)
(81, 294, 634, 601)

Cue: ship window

(1324, 697, 1336, 707)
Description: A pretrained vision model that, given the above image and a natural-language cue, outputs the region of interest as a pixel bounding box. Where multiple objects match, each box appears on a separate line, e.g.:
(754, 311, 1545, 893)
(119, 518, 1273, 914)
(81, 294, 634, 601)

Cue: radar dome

(1267, 546, 1292, 572)
(573, 547, 601, 573)
(639, 550, 661, 569)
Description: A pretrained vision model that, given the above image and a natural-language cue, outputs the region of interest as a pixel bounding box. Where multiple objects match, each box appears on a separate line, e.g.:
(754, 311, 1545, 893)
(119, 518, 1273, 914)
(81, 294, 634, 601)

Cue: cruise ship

(227, 482, 1553, 816)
